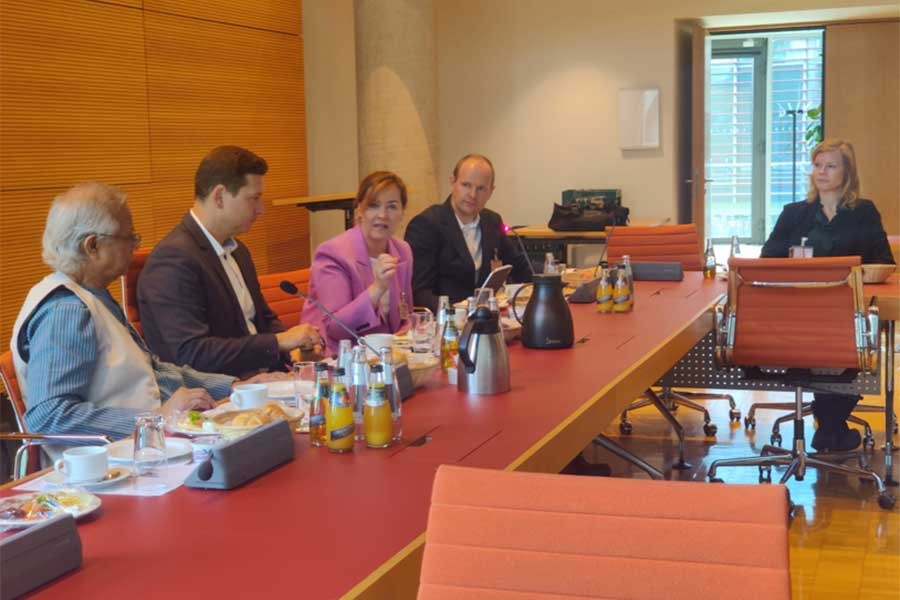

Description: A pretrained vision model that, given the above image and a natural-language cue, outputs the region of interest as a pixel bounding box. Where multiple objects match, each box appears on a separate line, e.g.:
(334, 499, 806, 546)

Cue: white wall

(303, 0, 359, 250)
(433, 0, 895, 228)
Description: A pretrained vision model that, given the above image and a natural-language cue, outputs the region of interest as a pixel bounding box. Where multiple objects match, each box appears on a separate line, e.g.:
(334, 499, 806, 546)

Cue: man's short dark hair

(452, 154, 495, 186)
(195, 146, 268, 200)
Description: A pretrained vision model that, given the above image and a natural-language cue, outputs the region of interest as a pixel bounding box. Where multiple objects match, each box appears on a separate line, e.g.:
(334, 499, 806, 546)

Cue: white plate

(106, 438, 193, 465)
(44, 467, 131, 490)
(0, 490, 101, 528)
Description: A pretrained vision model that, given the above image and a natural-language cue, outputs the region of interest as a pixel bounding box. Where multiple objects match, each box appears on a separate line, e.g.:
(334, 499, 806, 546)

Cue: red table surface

(4, 275, 725, 599)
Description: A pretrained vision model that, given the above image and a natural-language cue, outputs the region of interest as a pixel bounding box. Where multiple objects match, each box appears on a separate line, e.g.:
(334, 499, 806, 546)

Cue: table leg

(884, 319, 897, 487)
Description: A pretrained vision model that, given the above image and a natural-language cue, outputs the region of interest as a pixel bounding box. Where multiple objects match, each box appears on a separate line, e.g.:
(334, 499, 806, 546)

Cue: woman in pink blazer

(301, 171, 414, 356)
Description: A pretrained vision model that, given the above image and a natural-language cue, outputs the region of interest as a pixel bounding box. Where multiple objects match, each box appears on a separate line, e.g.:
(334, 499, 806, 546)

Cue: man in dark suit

(137, 146, 319, 378)
(405, 154, 532, 313)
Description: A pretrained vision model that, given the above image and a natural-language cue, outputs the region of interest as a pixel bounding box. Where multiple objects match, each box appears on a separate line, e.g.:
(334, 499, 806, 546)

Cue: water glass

(292, 361, 316, 414)
(133, 413, 167, 491)
(410, 310, 435, 353)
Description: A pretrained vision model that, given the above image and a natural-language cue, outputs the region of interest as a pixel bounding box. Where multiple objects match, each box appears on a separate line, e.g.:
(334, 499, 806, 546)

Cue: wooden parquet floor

(583, 388, 900, 600)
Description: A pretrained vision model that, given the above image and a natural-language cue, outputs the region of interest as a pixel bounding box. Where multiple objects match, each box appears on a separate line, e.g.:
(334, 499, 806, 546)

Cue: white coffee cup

(54, 446, 108, 483)
(231, 383, 268, 409)
(363, 333, 394, 360)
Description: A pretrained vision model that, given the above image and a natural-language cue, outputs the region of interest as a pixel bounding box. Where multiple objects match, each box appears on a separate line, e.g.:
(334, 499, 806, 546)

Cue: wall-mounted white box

(617, 88, 660, 150)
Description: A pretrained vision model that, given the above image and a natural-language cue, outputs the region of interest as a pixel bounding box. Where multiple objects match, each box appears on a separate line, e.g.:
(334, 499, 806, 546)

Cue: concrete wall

(303, 0, 359, 249)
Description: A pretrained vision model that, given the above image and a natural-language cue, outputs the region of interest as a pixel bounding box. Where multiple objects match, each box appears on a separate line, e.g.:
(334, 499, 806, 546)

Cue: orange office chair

(707, 257, 894, 509)
(418, 465, 792, 600)
(120, 248, 151, 336)
(1, 351, 111, 479)
(605, 223, 737, 445)
(258, 268, 311, 328)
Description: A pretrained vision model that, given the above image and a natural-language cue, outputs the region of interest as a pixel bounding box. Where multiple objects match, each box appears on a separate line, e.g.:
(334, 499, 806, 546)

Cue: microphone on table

(504, 224, 537, 278)
(279, 281, 380, 356)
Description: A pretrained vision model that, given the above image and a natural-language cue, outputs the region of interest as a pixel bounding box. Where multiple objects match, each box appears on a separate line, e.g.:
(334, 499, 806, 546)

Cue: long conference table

(3, 275, 731, 597)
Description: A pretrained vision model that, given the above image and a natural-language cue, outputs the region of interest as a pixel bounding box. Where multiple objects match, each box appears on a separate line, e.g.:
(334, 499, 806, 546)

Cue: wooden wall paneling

(144, 11, 308, 273)
(0, 188, 62, 348)
(0, 0, 152, 190)
(144, 0, 301, 35)
(825, 21, 900, 236)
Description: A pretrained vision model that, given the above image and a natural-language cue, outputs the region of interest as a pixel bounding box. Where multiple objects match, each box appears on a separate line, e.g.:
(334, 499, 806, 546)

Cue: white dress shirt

(190, 210, 258, 334)
(456, 213, 482, 271)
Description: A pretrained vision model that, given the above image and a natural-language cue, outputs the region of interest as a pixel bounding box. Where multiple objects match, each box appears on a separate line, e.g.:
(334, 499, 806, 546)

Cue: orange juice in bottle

(364, 368, 392, 448)
(309, 362, 330, 447)
(595, 268, 613, 313)
(326, 367, 354, 453)
(612, 270, 633, 313)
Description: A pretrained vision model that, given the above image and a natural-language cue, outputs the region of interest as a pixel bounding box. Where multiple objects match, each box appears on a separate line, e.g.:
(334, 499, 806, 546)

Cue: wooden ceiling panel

(145, 0, 301, 35)
(0, 0, 152, 190)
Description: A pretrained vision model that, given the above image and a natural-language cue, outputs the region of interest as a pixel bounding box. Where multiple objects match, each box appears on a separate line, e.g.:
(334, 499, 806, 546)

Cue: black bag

(547, 203, 629, 231)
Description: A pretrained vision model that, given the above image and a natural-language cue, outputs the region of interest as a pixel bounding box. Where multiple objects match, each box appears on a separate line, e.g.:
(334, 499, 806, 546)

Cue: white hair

(42, 182, 128, 278)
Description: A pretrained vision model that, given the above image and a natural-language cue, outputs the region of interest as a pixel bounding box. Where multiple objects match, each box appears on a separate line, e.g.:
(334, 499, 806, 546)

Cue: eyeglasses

(97, 232, 142, 249)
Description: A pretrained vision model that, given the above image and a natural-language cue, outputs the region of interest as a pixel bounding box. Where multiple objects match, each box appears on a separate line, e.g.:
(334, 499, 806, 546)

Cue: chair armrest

(0, 433, 113, 444)
(713, 297, 734, 369)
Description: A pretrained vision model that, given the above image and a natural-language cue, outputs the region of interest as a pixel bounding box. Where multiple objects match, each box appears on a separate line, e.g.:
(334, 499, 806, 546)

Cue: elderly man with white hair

(10, 182, 266, 441)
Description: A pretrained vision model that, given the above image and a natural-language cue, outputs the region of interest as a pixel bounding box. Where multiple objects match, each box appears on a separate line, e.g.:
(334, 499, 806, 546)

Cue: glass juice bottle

(596, 268, 613, 313)
(364, 365, 392, 448)
(441, 307, 459, 370)
(435, 295, 450, 358)
(703, 238, 716, 279)
(380, 346, 402, 442)
(621, 254, 635, 309)
(350, 346, 368, 441)
(326, 367, 354, 453)
(309, 362, 330, 447)
(612, 270, 633, 313)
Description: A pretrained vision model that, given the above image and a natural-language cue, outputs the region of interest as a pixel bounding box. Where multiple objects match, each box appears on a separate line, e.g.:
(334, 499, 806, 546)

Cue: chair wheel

(771, 433, 783, 446)
(703, 424, 718, 436)
(759, 466, 772, 483)
(619, 422, 633, 435)
(729, 409, 741, 422)
(877, 494, 896, 510)
(744, 417, 756, 430)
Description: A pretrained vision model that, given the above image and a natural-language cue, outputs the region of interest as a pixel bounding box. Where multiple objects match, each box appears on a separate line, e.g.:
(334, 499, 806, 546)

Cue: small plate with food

(0, 489, 101, 529)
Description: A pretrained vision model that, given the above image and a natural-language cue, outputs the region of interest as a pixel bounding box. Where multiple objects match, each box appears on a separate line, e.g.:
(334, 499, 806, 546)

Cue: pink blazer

(301, 226, 413, 356)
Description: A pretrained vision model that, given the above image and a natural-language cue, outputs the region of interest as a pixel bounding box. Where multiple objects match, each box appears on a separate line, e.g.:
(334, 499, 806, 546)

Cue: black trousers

(812, 393, 861, 432)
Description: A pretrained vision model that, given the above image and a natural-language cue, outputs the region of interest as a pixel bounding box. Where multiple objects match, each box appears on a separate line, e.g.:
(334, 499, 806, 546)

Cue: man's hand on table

(276, 323, 322, 353)
(157, 387, 216, 420)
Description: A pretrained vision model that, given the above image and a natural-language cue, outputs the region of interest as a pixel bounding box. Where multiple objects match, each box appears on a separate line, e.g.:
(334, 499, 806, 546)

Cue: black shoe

(831, 428, 861, 452)
(561, 455, 612, 477)
(811, 428, 835, 451)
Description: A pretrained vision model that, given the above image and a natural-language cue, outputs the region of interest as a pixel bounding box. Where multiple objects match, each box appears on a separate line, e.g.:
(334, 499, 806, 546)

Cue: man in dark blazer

(405, 154, 532, 313)
(137, 146, 319, 378)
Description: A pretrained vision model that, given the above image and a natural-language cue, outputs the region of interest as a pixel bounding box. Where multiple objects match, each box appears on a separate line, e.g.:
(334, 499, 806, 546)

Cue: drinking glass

(410, 310, 434, 353)
(292, 361, 316, 431)
(473, 287, 494, 306)
(133, 413, 167, 491)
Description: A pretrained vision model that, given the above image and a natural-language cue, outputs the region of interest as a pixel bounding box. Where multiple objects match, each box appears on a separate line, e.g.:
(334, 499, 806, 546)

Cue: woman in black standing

(761, 138, 895, 451)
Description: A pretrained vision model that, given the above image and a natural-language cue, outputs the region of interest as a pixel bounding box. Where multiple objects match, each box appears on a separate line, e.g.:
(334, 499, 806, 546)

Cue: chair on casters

(418, 465, 792, 599)
(0, 351, 112, 480)
(706, 257, 895, 510)
(604, 224, 737, 442)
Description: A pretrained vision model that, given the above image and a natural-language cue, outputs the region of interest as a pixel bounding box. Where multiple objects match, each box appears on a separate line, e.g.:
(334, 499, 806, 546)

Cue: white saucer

(107, 438, 193, 464)
(45, 467, 131, 490)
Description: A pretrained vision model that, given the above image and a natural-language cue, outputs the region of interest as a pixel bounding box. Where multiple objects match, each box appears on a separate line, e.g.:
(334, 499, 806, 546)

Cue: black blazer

(404, 198, 533, 313)
(137, 213, 287, 378)
(760, 198, 895, 264)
